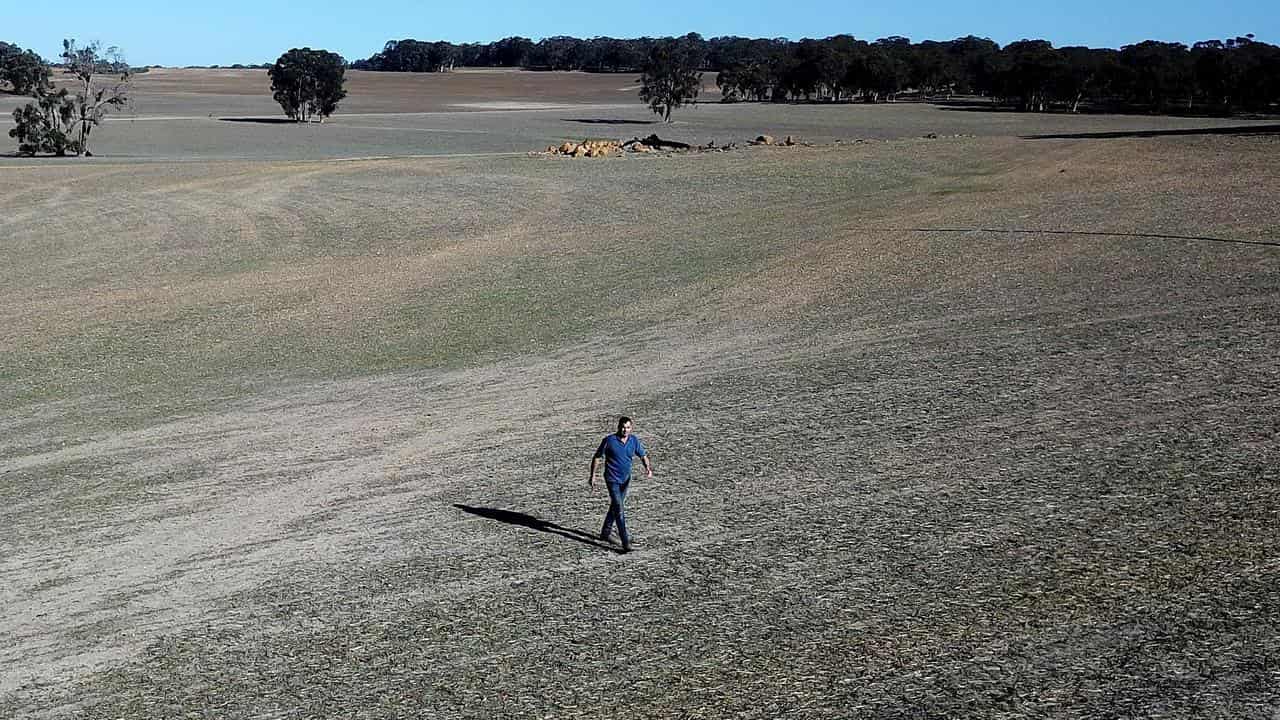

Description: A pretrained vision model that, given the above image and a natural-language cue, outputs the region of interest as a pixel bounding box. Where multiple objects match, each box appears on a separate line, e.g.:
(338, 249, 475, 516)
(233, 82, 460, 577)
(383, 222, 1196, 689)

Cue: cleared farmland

(1, 69, 1278, 719)
(3, 68, 1277, 161)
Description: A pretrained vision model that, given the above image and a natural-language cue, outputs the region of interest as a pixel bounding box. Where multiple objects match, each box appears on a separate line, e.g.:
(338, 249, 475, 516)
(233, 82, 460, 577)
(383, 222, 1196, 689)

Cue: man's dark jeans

(601, 481, 630, 547)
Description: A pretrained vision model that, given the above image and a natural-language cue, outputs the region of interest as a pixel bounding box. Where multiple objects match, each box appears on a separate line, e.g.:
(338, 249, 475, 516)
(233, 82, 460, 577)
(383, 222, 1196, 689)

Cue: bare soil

(1, 70, 1278, 719)
(3, 68, 1275, 162)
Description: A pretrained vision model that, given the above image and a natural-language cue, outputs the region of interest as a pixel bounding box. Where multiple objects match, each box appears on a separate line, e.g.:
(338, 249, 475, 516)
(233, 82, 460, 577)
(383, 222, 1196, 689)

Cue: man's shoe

(620, 543, 632, 554)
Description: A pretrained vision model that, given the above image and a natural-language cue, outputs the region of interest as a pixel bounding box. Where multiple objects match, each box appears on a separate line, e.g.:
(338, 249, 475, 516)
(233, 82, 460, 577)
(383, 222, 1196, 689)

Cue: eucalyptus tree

(9, 39, 129, 156)
(639, 38, 703, 121)
(59, 39, 132, 156)
(268, 48, 347, 122)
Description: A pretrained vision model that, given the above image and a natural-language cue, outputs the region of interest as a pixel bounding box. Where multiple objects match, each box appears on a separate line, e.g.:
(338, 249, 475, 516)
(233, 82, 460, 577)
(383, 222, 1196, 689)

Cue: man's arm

(635, 438, 653, 478)
(589, 437, 608, 488)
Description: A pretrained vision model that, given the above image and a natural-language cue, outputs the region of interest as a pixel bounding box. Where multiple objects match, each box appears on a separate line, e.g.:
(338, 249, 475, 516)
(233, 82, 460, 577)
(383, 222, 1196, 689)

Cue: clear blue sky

(6, 0, 1277, 67)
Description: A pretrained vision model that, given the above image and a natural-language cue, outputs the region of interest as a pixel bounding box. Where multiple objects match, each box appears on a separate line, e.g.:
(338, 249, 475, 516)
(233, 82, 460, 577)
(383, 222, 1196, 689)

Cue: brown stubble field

(1, 69, 1279, 718)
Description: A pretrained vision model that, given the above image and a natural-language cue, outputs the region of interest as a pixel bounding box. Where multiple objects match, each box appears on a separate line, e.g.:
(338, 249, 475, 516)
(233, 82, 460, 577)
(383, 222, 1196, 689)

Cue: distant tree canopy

(353, 32, 1280, 114)
(268, 48, 347, 122)
(0, 41, 49, 95)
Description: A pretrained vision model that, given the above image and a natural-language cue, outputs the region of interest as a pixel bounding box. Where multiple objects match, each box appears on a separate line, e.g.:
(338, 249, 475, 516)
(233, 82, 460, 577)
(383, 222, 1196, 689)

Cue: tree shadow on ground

(1021, 124, 1280, 140)
(932, 100, 1028, 113)
(218, 117, 298, 124)
(562, 118, 657, 125)
(453, 504, 620, 553)
(0, 152, 81, 159)
(933, 99, 1275, 118)
(861, 226, 1280, 248)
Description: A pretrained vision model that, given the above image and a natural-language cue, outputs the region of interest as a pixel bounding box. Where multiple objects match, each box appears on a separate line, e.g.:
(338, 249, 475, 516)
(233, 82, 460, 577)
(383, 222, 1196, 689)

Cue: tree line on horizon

(353, 33, 1280, 114)
(7, 33, 1280, 116)
(5, 31, 1280, 155)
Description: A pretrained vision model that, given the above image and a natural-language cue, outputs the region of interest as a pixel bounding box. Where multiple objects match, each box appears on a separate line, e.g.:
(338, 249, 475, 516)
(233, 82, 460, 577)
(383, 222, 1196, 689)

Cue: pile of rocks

(544, 139, 623, 157)
(541, 135, 693, 157)
(540, 133, 801, 158)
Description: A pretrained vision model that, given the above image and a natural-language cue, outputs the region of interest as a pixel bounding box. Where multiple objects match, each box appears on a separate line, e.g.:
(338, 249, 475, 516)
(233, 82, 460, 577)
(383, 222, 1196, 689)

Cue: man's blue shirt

(595, 434, 646, 484)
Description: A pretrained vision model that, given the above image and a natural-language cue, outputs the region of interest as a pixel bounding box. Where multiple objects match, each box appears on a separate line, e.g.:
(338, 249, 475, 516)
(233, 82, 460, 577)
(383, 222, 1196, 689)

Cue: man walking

(589, 416, 653, 553)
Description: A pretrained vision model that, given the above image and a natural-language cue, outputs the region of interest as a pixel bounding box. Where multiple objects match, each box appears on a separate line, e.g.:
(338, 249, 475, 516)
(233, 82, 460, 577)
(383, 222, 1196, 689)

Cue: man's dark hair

(617, 416, 632, 433)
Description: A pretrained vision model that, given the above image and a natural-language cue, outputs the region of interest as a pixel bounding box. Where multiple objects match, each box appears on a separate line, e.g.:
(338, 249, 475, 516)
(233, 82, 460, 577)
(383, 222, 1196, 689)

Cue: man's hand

(645, 467, 653, 478)
(588, 474, 595, 489)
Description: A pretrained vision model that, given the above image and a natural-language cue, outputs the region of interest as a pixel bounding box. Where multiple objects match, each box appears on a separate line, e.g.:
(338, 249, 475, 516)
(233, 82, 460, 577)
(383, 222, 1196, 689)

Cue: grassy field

(1, 70, 1279, 719)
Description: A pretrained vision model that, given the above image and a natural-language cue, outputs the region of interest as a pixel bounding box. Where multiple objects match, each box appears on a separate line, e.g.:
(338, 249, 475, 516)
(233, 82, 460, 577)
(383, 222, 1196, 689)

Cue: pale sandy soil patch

(449, 101, 581, 110)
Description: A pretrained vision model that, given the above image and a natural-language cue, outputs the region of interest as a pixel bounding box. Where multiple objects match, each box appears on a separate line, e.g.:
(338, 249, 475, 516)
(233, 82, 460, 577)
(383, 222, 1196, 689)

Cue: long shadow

(453, 504, 619, 553)
(562, 118, 657, 125)
(0, 152, 84, 159)
(933, 99, 1267, 118)
(218, 117, 300, 124)
(865, 227, 1280, 249)
(1022, 123, 1280, 140)
(934, 102, 1027, 113)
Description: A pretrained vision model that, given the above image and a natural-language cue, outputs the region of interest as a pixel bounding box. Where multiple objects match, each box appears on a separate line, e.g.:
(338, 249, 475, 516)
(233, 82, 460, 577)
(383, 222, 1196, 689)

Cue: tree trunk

(77, 110, 88, 156)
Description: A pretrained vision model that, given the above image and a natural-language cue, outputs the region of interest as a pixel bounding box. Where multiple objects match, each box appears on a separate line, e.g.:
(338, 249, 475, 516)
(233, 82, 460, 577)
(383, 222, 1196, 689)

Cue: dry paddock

(1, 70, 1279, 719)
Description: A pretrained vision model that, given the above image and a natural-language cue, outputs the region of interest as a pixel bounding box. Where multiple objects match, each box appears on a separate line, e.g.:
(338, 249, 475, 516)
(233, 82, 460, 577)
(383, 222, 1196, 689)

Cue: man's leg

(609, 481, 631, 551)
(600, 499, 616, 541)
(601, 479, 623, 540)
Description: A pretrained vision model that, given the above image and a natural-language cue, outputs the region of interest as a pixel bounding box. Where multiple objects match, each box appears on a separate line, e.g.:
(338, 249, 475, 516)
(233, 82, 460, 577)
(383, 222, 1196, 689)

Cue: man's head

(616, 416, 633, 438)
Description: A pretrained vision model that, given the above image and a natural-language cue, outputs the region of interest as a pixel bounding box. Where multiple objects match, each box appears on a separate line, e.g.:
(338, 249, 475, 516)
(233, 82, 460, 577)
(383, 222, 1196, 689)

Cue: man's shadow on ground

(453, 504, 621, 553)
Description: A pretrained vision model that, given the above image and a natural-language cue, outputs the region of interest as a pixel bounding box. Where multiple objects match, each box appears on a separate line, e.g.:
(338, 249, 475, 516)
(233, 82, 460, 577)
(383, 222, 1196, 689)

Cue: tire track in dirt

(6, 288, 1275, 698)
(0, 319, 785, 695)
(21, 292, 1275, 719)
